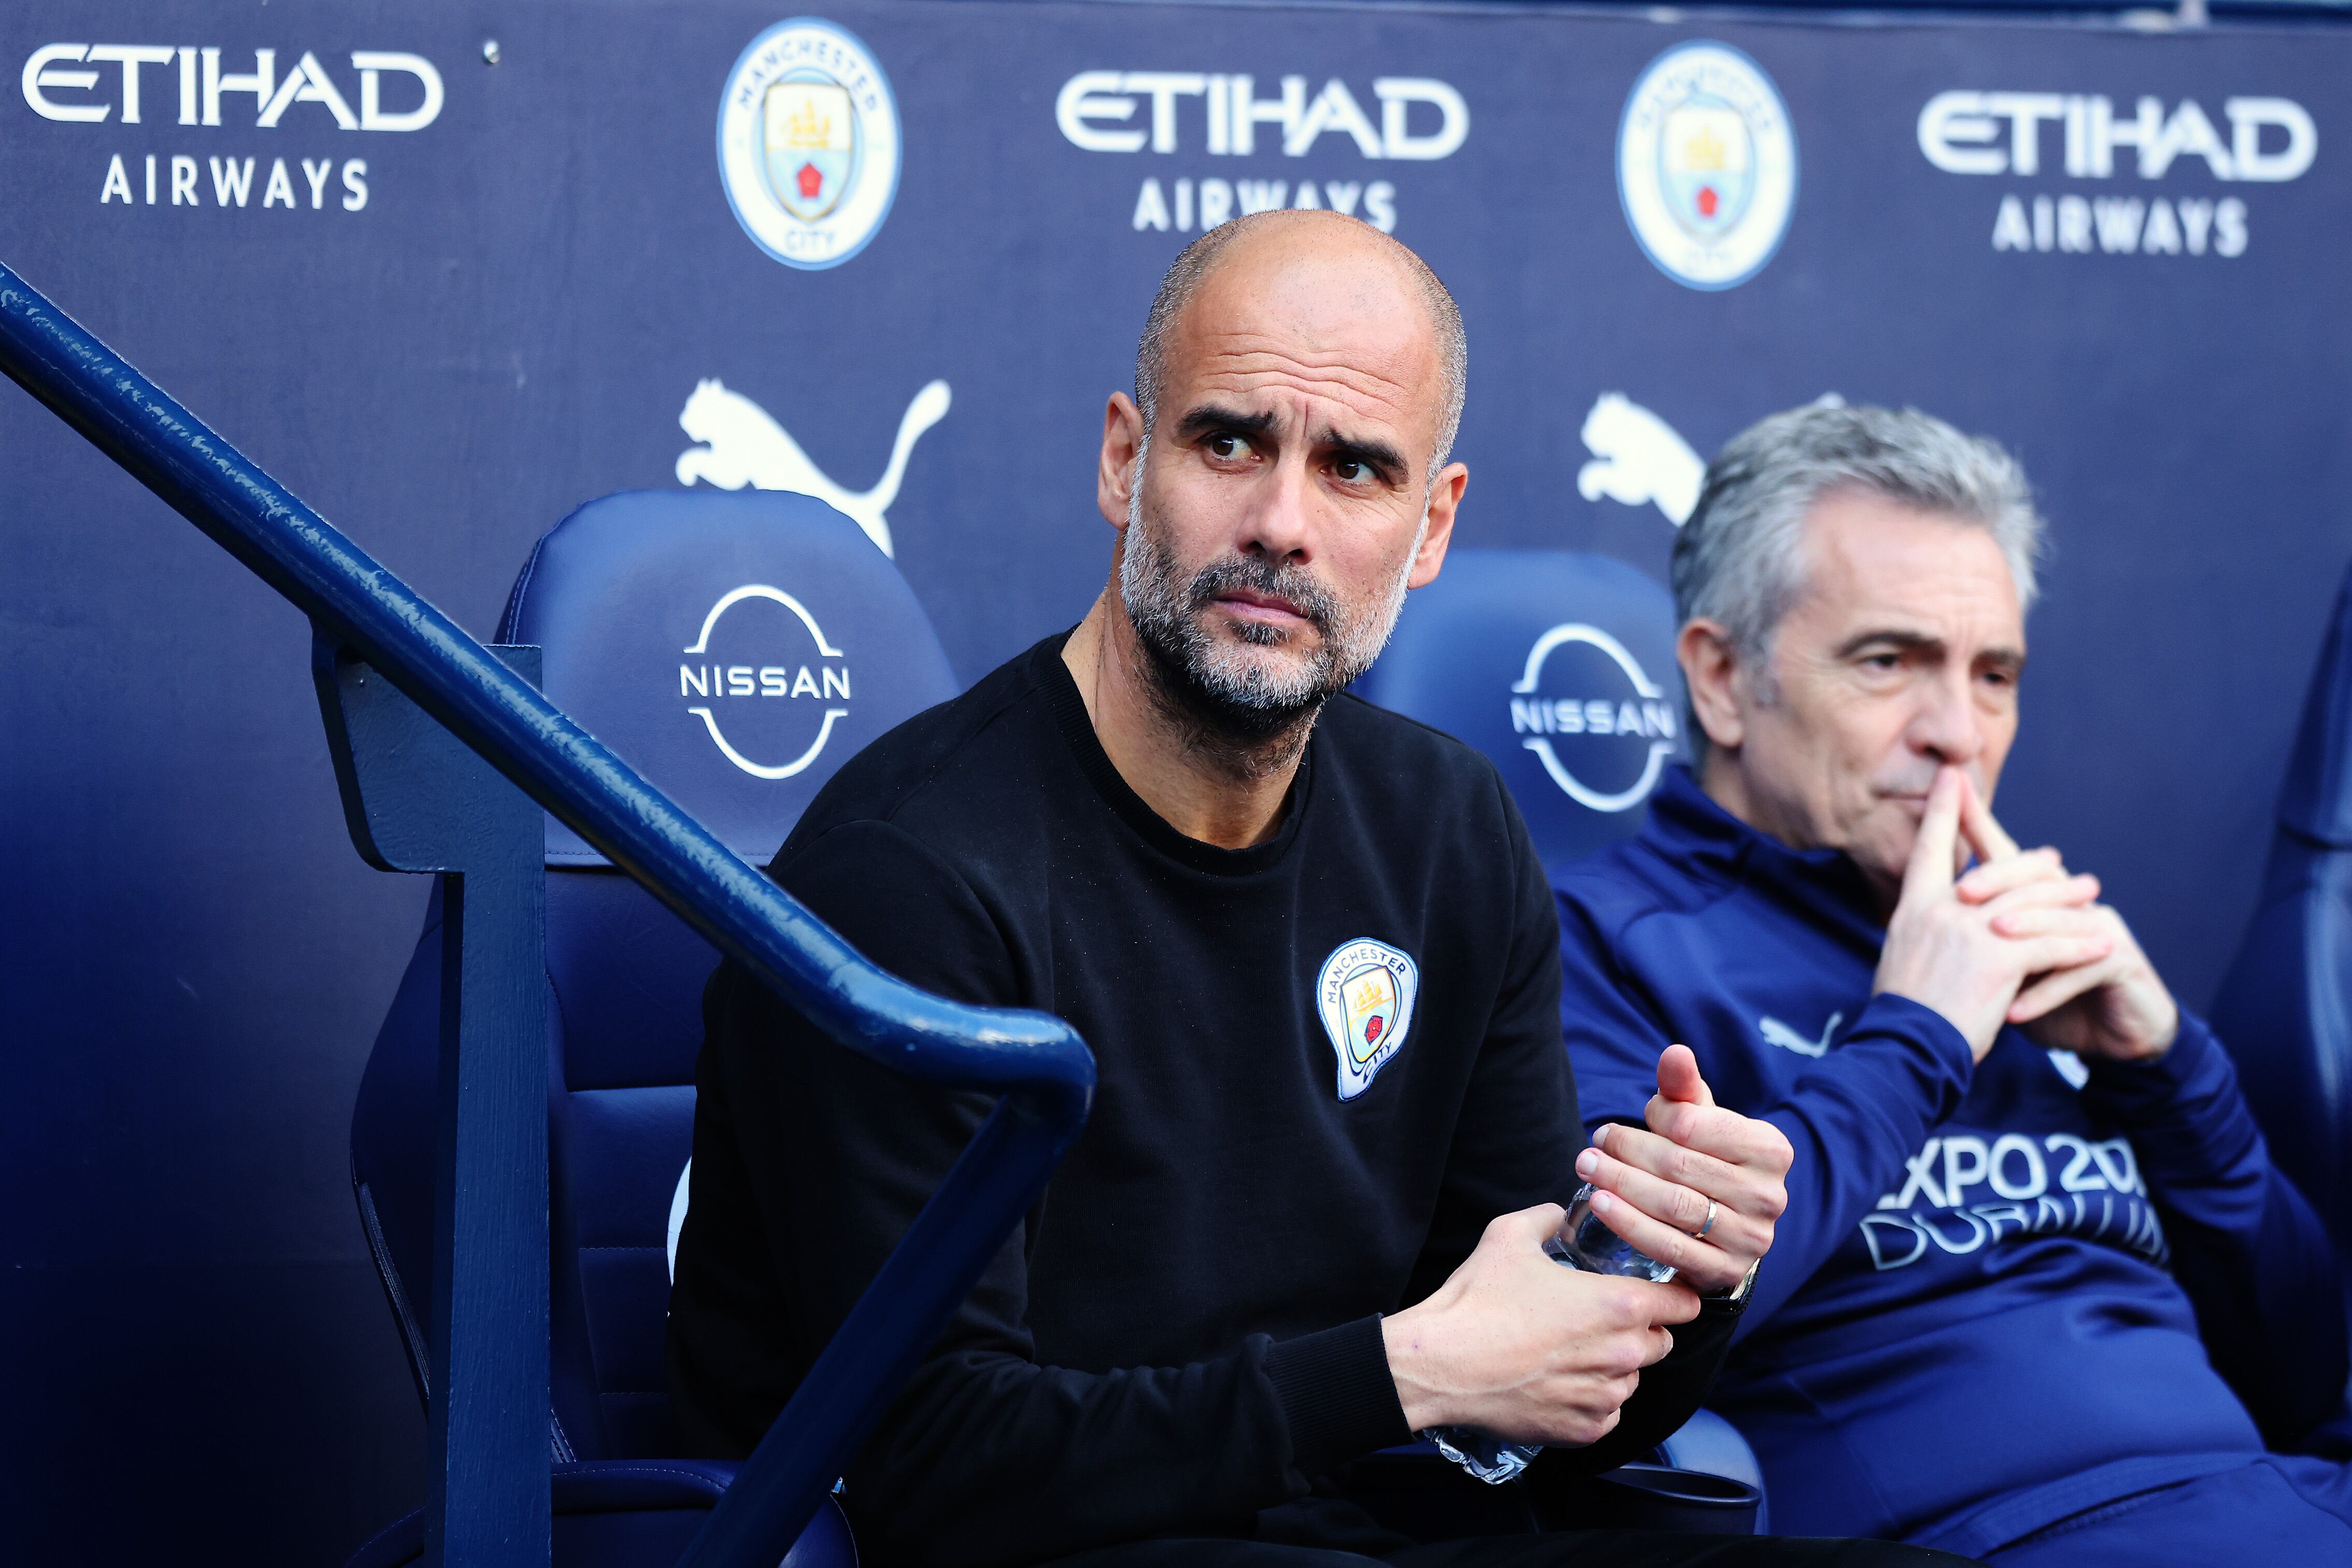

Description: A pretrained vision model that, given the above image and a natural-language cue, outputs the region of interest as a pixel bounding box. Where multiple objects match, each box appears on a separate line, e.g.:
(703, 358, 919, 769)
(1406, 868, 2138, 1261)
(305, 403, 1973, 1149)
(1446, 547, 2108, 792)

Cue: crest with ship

(764, 73, 860, 221)
(1660, 96, 1757, 240)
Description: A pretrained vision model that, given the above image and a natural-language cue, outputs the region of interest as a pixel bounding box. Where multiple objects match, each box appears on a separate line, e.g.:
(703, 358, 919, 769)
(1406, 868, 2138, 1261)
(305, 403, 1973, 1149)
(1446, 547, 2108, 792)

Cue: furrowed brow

(1314, 426, 1409, 484)
(1834, 628, 1945, 660)
(1978, 644, 2027, 673)
(1174, 404, 1279, 445)
(1834, 629, 2025, 673)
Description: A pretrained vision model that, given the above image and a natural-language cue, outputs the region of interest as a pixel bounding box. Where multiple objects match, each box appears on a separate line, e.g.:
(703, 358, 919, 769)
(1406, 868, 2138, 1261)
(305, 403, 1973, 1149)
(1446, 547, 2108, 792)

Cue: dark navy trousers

(1984, 1457, 2352, 1564)
(1046, 1534, 1979, 1568)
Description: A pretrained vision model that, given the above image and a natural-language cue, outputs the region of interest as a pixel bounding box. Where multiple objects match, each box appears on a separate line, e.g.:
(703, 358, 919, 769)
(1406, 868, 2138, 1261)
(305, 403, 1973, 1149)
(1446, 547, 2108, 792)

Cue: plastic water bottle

(1424, 1183, 1678, 1485)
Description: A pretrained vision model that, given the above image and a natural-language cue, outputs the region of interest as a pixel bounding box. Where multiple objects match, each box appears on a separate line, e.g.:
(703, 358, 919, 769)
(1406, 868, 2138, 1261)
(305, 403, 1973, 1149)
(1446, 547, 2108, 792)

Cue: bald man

(668, 214, 1957, 1568)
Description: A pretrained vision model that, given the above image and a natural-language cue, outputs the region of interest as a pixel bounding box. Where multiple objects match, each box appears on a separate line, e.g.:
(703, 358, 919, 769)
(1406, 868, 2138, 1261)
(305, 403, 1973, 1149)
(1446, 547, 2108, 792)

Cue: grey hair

(1133, 212, 1470, 475)
(1672, 400, 2045, 750)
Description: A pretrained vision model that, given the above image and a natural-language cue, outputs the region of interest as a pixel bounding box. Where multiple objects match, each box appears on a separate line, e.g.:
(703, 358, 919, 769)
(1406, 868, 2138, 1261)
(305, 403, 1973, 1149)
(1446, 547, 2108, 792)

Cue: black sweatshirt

(666, 633, 1738, 1566)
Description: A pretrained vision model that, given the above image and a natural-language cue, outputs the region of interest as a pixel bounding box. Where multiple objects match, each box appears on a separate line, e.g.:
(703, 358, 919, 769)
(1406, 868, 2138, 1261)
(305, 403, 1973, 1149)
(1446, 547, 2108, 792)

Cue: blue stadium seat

(1656, 1410, 1768, 1533)
(1358, 548, 1763, 1518)
(1355, 549, 1689, 875)
(2213, 563, 2352, 1255)
(346, 490, 958, 1567)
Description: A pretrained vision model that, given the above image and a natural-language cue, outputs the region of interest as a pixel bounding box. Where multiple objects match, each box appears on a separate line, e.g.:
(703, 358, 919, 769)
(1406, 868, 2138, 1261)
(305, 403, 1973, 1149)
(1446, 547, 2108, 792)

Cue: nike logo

(1760, 1012, 1842, 1058)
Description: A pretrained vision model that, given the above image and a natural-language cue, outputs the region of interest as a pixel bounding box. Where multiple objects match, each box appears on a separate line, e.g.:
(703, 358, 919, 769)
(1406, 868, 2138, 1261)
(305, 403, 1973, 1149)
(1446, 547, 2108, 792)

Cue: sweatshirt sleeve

(679, 819, 1394, 1567)
(1554, 890, 1976, 1340)
(1407, 786, 1582, 1299)
(2078, 1013, 2348, 1445)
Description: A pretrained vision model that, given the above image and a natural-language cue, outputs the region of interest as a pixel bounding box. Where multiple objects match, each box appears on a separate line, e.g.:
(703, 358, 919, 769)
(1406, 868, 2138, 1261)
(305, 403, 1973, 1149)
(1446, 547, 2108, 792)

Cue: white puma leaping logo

(673, 377, 951, 558)
(1576, 392, 1706, 527)
(1760, 1011, 1842, 1058)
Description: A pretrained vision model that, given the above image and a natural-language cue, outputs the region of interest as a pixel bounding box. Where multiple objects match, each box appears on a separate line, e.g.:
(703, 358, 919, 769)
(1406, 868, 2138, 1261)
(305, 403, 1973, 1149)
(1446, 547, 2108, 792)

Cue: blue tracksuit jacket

(1555, 767, 2346, 1558)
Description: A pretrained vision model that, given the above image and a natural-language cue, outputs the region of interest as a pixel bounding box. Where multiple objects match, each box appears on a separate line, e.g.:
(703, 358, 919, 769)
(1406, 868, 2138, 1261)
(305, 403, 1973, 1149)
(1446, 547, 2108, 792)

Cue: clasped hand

(1573, 1044, 1792, 1296)
(1384, 1048, 1790, 1446)
(1875, 766, 2177, 1064)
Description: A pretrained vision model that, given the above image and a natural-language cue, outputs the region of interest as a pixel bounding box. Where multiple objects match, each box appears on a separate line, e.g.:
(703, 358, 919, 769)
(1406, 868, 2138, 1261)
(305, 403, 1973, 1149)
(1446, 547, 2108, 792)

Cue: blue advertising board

(3, 1, 2348, 1558)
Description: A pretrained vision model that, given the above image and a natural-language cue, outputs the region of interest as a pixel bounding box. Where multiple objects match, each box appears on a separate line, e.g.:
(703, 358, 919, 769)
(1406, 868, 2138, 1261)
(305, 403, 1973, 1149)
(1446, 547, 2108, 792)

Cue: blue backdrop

(4, 1, 2348, 1559)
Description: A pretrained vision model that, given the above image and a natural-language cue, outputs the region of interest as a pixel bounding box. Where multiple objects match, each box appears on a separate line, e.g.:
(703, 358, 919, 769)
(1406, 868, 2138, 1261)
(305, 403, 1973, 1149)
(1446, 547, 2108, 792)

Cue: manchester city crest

(764, 77, 858, 221)
(1317, 939, 1420, 1101)
(1617, 42, 1797, 291)
(718, 19, 901, 270)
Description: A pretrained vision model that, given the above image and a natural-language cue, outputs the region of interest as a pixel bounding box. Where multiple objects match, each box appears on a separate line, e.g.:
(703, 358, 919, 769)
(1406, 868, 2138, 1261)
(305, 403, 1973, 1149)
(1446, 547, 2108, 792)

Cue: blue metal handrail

(0, 259, 1094, 1568)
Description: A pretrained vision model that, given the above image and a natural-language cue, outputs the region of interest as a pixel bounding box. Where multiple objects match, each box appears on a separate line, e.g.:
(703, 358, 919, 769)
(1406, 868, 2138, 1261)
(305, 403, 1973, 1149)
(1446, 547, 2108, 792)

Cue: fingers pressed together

(2008, 935, 2129, 1023)
(1953, 844, 2062, 900)
(1574, 1092, 1792, 1295)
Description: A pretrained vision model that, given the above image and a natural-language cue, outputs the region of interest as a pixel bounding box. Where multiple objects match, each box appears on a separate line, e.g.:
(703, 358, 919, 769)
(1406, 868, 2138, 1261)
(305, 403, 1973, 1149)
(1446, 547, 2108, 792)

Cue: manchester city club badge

(1317, 939, 1420, 1101)
(764, 77, 858, 221)
(1617, 41, 1797, 291)
(717, 18, 902, 270)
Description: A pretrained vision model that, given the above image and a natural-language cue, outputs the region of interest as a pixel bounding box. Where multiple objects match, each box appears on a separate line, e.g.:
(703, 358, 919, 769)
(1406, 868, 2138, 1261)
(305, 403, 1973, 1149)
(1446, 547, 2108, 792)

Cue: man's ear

(1678, 619, 1747, 752)
(1405, 461, 1469, 590)
(1098, 392, 1145, 530)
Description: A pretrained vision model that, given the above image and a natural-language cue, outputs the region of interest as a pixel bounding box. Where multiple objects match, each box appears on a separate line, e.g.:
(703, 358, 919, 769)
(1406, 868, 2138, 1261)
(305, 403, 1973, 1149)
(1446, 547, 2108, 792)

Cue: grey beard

(1119, 455, 1423, 760)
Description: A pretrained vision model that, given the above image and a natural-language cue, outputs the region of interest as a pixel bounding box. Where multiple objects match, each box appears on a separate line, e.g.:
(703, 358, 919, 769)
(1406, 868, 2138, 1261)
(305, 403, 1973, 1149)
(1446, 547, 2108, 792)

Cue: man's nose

(1239, 454, 1314, 564)
(1909, 671, 1986, 766)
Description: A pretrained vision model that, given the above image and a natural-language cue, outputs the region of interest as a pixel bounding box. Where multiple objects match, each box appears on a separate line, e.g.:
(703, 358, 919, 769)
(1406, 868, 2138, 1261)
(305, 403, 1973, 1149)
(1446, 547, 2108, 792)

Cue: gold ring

(1693, 1200, 1718, 1239)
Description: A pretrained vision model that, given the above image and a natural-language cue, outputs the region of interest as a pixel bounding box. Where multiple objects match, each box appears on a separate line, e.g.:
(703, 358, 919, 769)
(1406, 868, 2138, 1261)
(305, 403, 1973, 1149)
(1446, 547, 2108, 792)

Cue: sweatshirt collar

(1643, 765, 1891, 947)
(1031, 632, 1313, 877)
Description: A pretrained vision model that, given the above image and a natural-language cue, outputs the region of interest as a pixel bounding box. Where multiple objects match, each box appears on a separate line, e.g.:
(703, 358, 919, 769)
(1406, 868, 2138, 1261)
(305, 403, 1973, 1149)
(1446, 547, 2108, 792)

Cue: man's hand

(1382, 1205, 1698, 1446)
(1873, 767, 2113, 1061)
(1573, 1046, 1792, 1294)
(1952, 800, 2180, 1063)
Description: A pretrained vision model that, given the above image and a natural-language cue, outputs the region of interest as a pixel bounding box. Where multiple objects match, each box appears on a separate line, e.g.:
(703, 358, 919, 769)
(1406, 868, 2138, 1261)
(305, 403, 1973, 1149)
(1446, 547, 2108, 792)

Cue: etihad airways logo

(1917, 90, 2316, 260)
(1060, 70, 1469, 240)
(25, 43, 444, 215)
(1918, 92, 2314, 181)
(1058, 73, 1466, 159)
(23, 45, 440, 130)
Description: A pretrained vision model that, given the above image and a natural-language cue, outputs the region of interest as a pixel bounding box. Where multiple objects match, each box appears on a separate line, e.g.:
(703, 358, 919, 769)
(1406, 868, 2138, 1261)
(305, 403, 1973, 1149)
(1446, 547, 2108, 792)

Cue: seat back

(351, 491, 958, 1461)
(2212, 564, 2352, 1250)
(1354, 549, 1687, 873)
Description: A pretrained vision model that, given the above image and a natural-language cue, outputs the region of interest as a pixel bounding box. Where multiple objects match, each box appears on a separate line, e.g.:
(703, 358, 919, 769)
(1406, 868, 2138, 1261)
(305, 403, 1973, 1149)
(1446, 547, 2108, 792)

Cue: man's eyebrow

(1835, 628, 2027, 668)
(1834, 629, 1943, 659)
(1311, 425, 1408, 483)
(1173, 404, 1279, 444)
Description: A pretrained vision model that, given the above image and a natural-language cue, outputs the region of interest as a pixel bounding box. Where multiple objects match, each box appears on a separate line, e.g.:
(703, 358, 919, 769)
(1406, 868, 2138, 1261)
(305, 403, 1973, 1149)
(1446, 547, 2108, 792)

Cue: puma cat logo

(1760, 1012, 1842, 1058)
(673, 377, 952, 558)
(1576, 392, 1705, 528)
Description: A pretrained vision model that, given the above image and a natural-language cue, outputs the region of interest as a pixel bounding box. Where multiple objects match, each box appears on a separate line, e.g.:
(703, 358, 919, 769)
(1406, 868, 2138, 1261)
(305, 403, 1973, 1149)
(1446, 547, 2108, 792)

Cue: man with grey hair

(1555, 400, 2352, 1564)
(676, 216, 1968, 1568)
